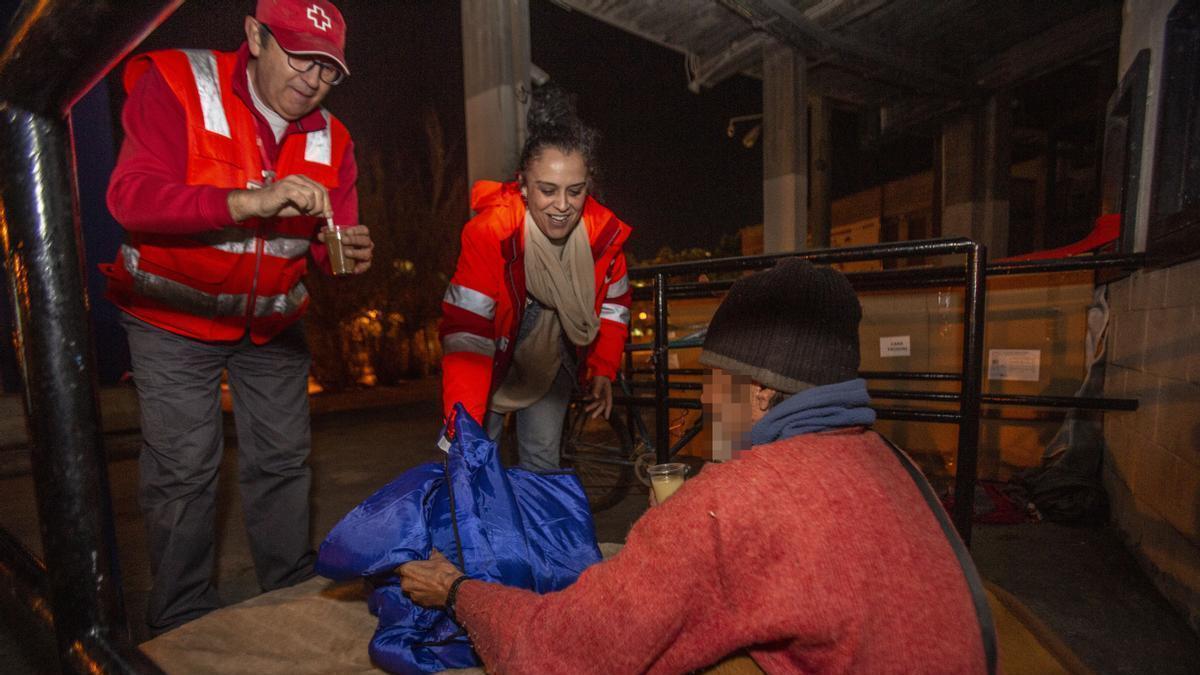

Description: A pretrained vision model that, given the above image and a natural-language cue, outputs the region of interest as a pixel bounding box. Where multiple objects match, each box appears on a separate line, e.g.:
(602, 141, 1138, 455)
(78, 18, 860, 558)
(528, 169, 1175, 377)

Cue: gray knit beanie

(698, 258, 862, 393)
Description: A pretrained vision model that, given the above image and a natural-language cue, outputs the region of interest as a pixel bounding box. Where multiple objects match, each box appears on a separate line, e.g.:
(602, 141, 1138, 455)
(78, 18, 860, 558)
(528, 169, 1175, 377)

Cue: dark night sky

(120, 0, 763, 261)
(529, 2, 763, 260)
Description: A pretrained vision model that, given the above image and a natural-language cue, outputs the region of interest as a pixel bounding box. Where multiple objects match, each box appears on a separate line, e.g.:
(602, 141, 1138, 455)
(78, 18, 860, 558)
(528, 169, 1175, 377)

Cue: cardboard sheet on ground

(138, 576, 481, 674)
(140, 545, 627, 673)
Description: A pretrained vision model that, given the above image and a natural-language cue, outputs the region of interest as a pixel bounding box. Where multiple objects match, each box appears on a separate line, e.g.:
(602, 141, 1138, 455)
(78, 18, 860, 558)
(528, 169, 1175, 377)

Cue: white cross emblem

(307, 4, 332, 31)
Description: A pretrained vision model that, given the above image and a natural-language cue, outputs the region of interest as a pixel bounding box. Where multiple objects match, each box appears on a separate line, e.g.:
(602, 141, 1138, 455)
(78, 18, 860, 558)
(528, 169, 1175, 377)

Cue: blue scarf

(750, 378, 876, 446)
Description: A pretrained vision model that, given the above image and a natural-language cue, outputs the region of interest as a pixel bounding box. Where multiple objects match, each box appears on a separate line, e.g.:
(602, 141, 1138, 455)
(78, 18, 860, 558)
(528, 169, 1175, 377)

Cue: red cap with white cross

(255, 0, 348, 76)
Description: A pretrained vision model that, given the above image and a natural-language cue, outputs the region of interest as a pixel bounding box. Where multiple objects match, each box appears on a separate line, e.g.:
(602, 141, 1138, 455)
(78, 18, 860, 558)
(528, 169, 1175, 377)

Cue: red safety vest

(102, 49, 351, 344)
(438, 181, 633, 423)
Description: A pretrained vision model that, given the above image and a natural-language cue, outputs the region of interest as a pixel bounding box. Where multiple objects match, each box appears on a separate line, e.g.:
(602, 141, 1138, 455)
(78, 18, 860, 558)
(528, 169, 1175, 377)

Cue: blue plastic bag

(316, 404, 602, 674)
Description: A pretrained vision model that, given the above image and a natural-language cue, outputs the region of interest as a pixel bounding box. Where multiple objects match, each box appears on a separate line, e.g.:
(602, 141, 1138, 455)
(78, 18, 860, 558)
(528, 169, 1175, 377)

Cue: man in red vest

(101, 0, 372, 634)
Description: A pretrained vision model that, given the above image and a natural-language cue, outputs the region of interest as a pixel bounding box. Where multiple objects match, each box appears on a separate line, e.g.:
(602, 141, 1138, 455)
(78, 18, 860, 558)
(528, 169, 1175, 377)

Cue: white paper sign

(988, 349, 1041, 382)
(880, 336, 912, 358)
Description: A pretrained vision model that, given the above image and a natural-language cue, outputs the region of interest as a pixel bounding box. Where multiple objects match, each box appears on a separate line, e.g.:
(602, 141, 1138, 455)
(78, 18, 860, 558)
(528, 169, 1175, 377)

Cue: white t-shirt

(246, 73, 289, 143)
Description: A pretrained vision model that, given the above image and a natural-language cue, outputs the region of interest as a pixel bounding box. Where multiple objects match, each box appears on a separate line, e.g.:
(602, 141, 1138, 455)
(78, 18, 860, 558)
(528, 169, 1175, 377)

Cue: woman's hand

(585, 375, 613, 419)
(398, 550, 464, 608)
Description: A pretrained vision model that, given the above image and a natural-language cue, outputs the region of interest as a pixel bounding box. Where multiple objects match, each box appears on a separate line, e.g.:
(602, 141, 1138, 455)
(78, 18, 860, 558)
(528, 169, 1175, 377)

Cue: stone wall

(1103, 257, 1200, 634)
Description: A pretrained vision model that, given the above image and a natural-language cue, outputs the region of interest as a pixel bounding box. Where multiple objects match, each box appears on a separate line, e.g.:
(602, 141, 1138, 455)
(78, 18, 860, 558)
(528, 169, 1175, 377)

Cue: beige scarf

(490, 212, 599, 413)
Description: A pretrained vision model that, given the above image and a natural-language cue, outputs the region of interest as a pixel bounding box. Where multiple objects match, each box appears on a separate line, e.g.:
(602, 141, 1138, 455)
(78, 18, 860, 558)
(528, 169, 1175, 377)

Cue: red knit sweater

(456, 428, 988, 674)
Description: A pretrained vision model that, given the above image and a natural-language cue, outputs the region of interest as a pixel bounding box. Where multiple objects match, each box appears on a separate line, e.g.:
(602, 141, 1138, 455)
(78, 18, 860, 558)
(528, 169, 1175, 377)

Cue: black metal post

(0, 2, 184, 117)
(630, 381, 702, 391)
(613, 395, 702, 410)
(632, 367, 705, 376)
(628, 240, 1141, 281)
(632, 252, 1147, 300)
(1, 526, 161, 674)
(654, 273, 671, 463)
(953, 243, 988, 544)
(0, 104, 162, 675)
(623, 347, 637, 455)
(0, 1, 182, 672)
(875, 408, 964, 424)
(860, 371, 962, 381)
(628, 236, 979, 279)
(868, 389, 1138, 411)
(0, 526, 53, 630)
(0, 103, 132, 662)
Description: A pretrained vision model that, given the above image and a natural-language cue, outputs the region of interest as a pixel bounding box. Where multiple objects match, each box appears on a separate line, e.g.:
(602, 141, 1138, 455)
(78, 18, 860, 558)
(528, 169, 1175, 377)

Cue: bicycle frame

(560, 371, 703, 470)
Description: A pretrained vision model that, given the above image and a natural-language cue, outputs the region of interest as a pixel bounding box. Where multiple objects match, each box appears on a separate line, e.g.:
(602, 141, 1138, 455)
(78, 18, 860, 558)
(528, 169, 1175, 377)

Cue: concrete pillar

(939, 93, 1011, 255)
(979, 93, 1011, 256)
(808, 95, 832, 248)
(461, 0, 531, 187)
(762, 45, 808, 253)
(940, 112, 976, 241)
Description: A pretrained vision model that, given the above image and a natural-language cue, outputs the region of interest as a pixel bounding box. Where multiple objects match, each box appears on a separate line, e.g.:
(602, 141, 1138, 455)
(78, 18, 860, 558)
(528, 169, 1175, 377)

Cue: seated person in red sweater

(400, 259, 995, 674)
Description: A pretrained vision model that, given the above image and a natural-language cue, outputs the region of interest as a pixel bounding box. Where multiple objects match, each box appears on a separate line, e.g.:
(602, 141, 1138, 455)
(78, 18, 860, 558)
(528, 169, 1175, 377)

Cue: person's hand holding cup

(319, 219, 374, 275)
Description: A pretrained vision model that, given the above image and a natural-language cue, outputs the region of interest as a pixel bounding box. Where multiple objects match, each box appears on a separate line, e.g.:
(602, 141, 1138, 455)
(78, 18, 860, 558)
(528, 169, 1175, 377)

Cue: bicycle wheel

(560, 403, 637, 512)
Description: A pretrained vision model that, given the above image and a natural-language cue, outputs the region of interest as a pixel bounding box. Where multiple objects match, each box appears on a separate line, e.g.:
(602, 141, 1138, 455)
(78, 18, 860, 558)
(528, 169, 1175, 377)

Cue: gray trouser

(122, 314, 315, 634)
(485, 362, 575, 472)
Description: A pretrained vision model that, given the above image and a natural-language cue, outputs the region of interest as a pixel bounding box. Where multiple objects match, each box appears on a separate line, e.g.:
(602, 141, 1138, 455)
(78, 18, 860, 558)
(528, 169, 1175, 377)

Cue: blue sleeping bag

(315, 404, 602, 674)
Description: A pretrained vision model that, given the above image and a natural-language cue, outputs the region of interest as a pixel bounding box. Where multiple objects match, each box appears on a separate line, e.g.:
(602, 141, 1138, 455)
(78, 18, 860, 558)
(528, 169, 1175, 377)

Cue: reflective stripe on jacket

(439, 180, 633, 422)
(102, 49, 351, 344)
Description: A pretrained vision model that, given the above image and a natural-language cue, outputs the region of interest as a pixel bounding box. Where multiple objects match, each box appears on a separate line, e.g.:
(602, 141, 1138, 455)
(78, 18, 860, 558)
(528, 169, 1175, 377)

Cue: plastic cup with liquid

(648, 462, 688, 503)
(324, 219, 352, 275)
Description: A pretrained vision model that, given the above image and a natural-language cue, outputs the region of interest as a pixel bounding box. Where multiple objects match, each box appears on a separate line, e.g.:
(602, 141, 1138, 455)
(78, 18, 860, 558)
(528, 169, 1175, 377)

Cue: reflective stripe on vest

(121, 244, 308, 319)
(305, 110, 332, 165)
(184, 49, 333, 168)
(442, 331, 496, 357)
(600, 303, 630, 325)
(254, 282, 310, 317)
(444, 283, 497, 320)
(183, 49, 231, 138)
(606, 274, 629, 298)
(196, 227, 311, 259)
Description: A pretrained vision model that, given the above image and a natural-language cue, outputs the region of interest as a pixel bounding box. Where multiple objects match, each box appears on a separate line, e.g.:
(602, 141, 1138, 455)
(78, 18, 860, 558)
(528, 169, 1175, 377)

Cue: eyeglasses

(259, 24, 345, 86)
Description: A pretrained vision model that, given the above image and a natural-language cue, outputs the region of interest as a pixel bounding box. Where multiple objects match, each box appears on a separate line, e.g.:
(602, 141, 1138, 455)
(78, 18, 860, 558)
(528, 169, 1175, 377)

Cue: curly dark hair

(518, 86, 600, 177)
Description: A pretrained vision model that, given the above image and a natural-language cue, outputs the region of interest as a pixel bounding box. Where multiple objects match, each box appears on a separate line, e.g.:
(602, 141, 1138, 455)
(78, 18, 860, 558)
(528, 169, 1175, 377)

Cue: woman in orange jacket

(438, 89, 633, 471)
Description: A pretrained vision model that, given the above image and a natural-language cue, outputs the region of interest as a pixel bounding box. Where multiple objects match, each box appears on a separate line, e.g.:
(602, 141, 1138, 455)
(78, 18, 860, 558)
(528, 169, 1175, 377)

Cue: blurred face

(702, 367, 780, 456)
(521, 147, 589, 241)
(245, 18, 334, 121)
(702, 368, 757, 456)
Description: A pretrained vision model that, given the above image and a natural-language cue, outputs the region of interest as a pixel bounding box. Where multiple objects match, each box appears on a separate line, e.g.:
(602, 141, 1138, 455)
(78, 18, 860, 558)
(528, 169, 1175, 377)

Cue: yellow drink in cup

(648, 463, 688, 503)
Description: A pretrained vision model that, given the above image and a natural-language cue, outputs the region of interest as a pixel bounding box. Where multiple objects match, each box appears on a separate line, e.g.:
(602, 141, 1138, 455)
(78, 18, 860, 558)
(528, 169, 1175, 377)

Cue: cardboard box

(830, 218, 883, 272)
(863, 270, 1095, 478)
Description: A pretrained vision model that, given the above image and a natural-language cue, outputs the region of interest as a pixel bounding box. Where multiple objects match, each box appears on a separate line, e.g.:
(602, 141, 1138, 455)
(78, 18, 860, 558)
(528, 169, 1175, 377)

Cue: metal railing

(624, 238, 1142, 545)
(0, 1, 183, 673)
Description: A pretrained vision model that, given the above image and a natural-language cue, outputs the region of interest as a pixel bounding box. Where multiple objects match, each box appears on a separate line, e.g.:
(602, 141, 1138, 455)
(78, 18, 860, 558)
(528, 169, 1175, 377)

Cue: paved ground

(2, 389, 1199, 673)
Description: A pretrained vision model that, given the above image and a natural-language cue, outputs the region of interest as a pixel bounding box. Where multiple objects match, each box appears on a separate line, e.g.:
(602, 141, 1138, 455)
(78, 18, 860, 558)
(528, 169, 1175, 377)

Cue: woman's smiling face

(522, 147, 589, 242)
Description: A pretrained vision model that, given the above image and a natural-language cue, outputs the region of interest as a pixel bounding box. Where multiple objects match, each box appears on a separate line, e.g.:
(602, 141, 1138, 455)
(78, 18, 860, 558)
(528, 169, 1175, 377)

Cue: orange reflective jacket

(103, 49, 351, 344)
(439, 181, 633, 423)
